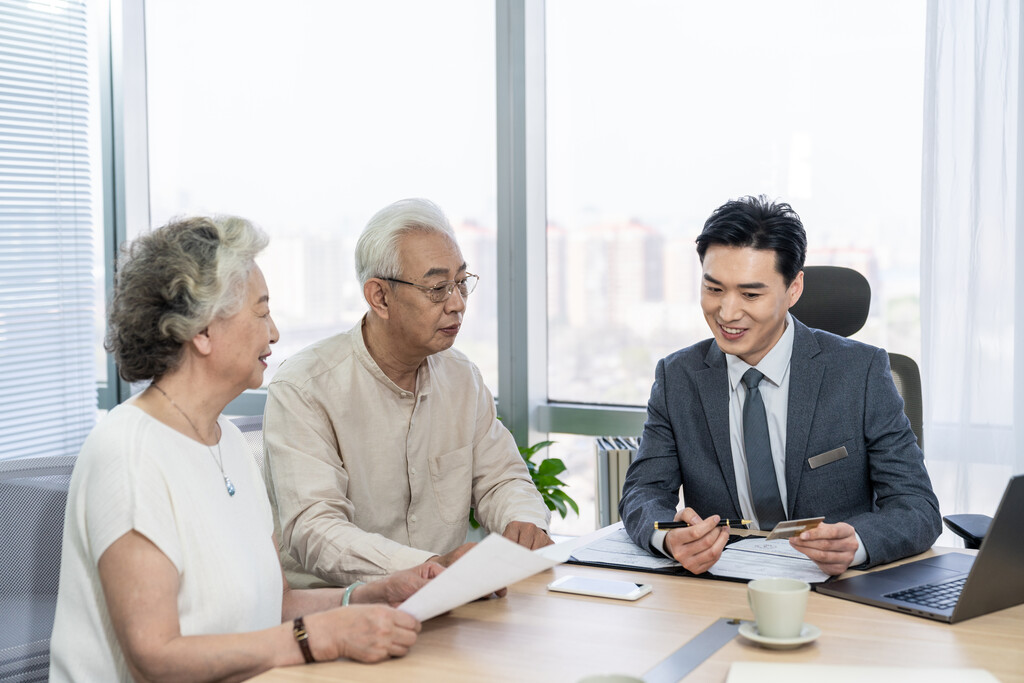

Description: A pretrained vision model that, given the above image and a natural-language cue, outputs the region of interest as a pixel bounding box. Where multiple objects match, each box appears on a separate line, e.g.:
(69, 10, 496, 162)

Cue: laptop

(815, 474, 1024, 623)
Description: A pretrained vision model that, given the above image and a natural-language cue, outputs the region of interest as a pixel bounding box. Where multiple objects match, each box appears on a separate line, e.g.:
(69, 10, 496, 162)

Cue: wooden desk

(253, 551, 1024, 683)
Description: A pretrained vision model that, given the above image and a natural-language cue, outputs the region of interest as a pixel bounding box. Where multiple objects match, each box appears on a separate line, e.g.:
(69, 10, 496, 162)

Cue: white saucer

(738, 622, 821, 649)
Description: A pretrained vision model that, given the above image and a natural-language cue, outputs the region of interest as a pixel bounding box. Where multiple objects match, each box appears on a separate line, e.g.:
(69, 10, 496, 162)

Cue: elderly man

(264, 198, 551, 588)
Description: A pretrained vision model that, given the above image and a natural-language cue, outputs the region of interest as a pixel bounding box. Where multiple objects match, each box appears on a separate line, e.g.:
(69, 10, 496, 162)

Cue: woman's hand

(305, 605, 422, 663)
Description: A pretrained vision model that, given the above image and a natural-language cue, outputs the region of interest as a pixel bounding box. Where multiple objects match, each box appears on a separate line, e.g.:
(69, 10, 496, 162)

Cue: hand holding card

(765, 516, 826, 540)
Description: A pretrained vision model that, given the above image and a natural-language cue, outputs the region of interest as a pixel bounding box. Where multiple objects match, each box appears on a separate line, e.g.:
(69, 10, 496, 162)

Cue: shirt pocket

(427, 445, 473, 526)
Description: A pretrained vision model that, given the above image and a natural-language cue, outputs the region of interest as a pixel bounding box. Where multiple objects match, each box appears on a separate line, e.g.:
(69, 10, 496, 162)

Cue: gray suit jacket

(619, 318, 941, 568)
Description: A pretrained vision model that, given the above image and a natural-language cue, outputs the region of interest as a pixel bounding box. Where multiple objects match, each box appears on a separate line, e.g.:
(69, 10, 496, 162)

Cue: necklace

(151, 383, 236, 497)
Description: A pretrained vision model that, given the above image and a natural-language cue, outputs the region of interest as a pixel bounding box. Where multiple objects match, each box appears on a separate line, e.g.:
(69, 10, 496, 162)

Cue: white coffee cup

(747, 577, 810, 638)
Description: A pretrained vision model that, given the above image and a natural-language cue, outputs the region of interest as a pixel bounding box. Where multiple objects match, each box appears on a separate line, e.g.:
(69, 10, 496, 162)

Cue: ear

(787, 270, 805, 308)
(190, 326, 214, 357)
(364, 279, 391, 320)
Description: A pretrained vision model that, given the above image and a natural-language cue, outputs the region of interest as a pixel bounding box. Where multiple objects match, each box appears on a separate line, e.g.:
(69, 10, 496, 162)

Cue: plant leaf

(546, 494, 567, 517)
(520, 440, 556, 458)
(532, 474, 563, 488)
(537, 458, 567, 476)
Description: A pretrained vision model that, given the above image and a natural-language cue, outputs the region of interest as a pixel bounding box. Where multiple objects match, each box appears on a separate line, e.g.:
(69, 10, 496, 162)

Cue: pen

(654, 519, 753, 530)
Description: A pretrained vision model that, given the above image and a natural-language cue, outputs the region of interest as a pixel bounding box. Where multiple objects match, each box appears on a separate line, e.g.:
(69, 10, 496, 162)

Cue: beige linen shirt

(264, 318, 550, 588)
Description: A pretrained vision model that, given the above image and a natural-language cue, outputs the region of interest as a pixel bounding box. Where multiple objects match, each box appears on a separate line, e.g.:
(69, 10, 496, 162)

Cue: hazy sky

(146, 0, 925, 250)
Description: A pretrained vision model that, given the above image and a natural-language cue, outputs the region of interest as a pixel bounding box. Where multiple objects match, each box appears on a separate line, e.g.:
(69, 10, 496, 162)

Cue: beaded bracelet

(342, 580, 366, 607)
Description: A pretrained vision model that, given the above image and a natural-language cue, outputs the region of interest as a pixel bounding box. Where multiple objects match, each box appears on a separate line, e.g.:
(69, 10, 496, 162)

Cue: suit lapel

(696, 342, 742, 514)
(785, 321, 824, 512)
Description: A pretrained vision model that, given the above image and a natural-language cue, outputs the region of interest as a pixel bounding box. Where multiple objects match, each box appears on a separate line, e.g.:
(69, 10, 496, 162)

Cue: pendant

(224, 475, 236, 497)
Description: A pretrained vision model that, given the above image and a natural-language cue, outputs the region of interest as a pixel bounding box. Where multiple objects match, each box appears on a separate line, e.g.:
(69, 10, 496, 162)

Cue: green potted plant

(469, 439, 579, 530)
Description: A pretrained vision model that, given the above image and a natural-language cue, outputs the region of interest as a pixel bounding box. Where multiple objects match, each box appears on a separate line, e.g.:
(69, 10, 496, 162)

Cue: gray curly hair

(105, 215, 269, 382)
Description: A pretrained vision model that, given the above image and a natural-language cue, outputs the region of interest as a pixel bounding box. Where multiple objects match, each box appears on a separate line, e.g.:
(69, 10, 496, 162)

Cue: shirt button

(410, 514, 418, 523)
(410, 467, 417, 475)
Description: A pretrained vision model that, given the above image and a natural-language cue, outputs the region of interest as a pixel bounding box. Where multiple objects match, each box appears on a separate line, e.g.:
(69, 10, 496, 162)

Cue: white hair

(354, 198, 456, 285)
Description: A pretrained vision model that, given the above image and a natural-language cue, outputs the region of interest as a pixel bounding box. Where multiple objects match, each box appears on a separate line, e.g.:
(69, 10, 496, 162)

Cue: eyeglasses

(382, 273, 479, 303)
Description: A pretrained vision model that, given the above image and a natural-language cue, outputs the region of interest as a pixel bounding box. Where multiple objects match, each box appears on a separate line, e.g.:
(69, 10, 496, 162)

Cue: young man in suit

(619, 195, 941, 576)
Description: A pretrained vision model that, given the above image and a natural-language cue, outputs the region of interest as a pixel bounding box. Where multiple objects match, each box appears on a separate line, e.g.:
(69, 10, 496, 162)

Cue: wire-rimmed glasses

(382, 273, 479, 303)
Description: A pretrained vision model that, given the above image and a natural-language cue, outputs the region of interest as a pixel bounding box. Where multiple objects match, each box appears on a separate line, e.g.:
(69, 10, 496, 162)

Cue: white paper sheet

(727, 663, 999, 683)
(398, 532, 573, 621)
(570, 526, 679, 571)
(709, 538, 830, 583)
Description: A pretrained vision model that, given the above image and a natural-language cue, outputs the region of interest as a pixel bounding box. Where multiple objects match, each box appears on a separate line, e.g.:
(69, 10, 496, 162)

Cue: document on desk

(710, 538, 829, 583)
(569, 524, 829, 583)
(570, 525, 679, 571)
(398, 532, 575, 621)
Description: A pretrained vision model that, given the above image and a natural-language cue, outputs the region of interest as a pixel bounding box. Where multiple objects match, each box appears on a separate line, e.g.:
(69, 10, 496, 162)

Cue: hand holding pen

(659, 510, 738, 575)
(654, 519, 752, 530)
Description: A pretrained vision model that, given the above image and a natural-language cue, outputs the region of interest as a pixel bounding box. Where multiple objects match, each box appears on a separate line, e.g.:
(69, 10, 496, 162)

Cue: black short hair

(695, 195, 807, 284)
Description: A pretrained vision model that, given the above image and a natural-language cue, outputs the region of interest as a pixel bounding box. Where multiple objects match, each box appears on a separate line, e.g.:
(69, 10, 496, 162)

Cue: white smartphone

(547, 575, 652, 601)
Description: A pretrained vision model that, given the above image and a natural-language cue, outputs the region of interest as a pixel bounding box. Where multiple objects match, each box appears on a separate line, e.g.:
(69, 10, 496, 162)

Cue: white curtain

(921, 0, 1024, 534)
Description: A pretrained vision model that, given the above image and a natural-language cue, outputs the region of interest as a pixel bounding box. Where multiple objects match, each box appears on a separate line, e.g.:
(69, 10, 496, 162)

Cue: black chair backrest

(887, 352, 924, 451)
(789, 265, 871, 337)
(789, 265, 923, 450)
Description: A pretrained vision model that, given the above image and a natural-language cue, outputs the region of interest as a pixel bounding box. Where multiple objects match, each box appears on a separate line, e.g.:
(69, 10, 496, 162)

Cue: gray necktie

(742, 368, 786, 528)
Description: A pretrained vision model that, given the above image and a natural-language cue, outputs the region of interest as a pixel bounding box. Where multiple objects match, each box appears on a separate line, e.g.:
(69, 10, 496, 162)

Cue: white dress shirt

(725, 313, 795, 530)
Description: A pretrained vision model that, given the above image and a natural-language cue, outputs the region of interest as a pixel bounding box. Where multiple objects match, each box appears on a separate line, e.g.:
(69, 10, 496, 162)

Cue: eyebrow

(422, 262, 467, 279)
(256, 294, 270, 304)
(703, 273, 768, 289)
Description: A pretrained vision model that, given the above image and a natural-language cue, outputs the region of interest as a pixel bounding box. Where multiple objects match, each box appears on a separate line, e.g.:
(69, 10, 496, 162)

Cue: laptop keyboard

(884, 576, 966, 610)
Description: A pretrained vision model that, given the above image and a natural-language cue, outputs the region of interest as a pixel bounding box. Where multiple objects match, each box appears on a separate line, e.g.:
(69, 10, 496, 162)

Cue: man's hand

(788, 521, 858, 575)
(432, 542, 476, 567)
(353, 561, 445, 607)
(430, 543, 507, 597)
(502, 521, 553, 549)
(663, 508, 729, 574)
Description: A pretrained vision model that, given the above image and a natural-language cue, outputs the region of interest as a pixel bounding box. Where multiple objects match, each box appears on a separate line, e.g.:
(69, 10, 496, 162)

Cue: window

(132, 2, 931, 538)
(0, 0, 102, 460)
(546, 0, 925, 406)
(145, 0, 498, 392)
(544, 0, 925, 534)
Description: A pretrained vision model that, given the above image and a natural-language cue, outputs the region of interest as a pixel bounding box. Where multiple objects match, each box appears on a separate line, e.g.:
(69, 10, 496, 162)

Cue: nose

(268, 314, 280, 344)
(444, 287, 467, 314)
(718, 292, 743, 323)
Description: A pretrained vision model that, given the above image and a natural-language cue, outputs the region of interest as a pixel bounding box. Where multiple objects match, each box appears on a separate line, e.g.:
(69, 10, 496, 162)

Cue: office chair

(790, 265, 872, 339)
(886, 352, 924, 452)
(790, 266, 984, 547)
(790, 266, 923, 448)
(0, 455, 76, 682)
(229, 415, 266, 476)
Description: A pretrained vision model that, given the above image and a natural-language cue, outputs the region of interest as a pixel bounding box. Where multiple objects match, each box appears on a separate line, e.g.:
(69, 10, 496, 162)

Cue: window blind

(0, 0, 97, 460)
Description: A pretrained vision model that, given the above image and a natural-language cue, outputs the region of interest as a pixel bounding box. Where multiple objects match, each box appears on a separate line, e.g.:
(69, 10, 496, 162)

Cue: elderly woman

(50, 216, 441, 682)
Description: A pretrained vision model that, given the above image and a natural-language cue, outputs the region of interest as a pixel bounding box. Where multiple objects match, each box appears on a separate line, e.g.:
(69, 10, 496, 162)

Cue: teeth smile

(722, 325, 744, 334)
